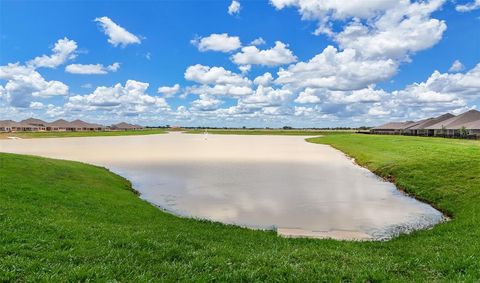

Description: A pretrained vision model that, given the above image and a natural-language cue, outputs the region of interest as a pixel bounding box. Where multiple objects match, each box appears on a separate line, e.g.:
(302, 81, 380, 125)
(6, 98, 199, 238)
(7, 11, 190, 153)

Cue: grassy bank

(185, 129, 352, 135)
(1, 133, 480, 281)
(0, 128, 166, 139)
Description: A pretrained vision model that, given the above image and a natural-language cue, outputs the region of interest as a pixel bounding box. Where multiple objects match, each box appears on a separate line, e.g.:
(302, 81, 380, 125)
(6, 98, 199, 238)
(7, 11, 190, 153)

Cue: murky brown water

(0, 133, 444, 240)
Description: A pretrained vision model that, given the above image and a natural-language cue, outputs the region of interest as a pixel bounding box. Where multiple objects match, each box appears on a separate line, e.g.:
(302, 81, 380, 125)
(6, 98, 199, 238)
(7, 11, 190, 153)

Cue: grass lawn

(0, 128, 167, 139)
(1, 133, 479, 281)
(185, 129, 353, 135)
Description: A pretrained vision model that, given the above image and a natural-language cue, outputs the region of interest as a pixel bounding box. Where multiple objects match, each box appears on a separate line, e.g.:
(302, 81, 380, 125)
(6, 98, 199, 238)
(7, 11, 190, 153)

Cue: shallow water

(0, 133, 444, 240)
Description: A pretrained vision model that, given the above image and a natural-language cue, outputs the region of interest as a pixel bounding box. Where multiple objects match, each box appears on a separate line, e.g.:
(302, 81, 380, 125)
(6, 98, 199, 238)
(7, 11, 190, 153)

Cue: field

(0, 128, 167, 139)
(1, 133, 479, 281)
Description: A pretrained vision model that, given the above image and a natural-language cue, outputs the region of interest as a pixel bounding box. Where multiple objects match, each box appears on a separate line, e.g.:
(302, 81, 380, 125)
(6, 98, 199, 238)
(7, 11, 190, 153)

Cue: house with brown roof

(21, 118, 47, 131)
(0, 117, 145, 132)
(110, 122, 144, 131)
(46, 119, 75, 131)
(371, 110, 480, 138)
(70, 119, 105, 131)
(404, 113, 455, 136)
(0, 120, 18, 132)
(371, 121, 416, 135)
(424, 110, 480, 137)
(0, 120, 43, 132)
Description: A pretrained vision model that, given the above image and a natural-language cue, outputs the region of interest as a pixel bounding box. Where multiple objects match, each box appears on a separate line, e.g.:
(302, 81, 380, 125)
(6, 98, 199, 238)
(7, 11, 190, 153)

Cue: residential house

(21, 118, 47, 131)
(371, 121, 416, 135)
(70, 119, 105, 131)
(46, 119, 75, 131)
(111, 122, 144, 131)
(424, 110, 480, 136)
(405, 113, 455, 136)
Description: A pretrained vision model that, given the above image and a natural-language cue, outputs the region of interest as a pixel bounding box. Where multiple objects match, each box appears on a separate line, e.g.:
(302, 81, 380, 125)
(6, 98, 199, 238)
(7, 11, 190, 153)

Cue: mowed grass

(1, 133, 480, 281)
(0, 128, 167, 139)
(185, 128, 352, 135)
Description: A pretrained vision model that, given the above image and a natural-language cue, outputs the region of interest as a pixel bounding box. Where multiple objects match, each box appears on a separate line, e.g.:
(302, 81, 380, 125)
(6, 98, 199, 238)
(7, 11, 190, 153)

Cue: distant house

(462, 120, 480, 135)
(70, 119, 104, 131)
(371, 110, 480, 138)
(111, 122, 144, 131)
(404, 113, 455, 136)
(371, 121, 416, 135)
(0, 120, 18, 132)
(424, 110, 480, 136)
(0, 118, 148, 133)
(0, 120, 41, 132)
(21, 118, 48, 131)
(46, 119, 75, 132)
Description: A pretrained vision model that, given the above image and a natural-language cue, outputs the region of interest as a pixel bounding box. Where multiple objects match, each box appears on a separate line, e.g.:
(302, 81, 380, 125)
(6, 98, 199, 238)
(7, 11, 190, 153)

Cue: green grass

(0, 128, 167, 139)
(1, 133, 479, 281)
(185, 128, 352, 135)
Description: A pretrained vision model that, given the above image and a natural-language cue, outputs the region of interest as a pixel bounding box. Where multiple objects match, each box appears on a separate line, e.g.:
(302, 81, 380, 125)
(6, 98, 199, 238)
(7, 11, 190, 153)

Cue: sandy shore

(0, 132, 444, 240)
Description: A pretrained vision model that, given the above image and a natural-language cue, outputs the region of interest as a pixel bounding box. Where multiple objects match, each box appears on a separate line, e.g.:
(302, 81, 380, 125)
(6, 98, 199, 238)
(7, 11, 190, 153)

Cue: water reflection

(0, 133, 444, 240)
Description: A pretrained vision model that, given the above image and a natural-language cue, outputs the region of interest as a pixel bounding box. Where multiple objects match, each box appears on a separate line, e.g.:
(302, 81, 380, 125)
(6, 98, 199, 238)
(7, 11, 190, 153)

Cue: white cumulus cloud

(228, 0, 241, 15)
(276, 45, 397, 91)
(66, 80, 169, 116)
(191, 33, 241, 52)
(28, 37, 77, 68)
(294, 88, 321, 104)
(184, 64, 251, 87)
(157, 84, 180, 97)
(250, 37, 266, 46)
(95, 16, 141, 47)
(0, 63, 68, 108)
(448, 60, 465, 72)
(456, 0, 480, 12)
(191, 94, 223, 111)
(253, 72, 274, 86)
(65, 62, 120, 74)
(231, 41, 297, 67)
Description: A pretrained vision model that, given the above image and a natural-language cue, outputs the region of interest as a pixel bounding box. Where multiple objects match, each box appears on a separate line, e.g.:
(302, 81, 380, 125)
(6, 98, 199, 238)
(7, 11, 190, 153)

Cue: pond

(0, 133, 444, 240)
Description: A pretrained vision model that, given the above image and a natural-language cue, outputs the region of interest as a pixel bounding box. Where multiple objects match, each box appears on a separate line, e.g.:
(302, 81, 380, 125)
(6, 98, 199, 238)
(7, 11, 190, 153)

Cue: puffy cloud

(81, 83, 94, 89)
(231, 41, 297, 67)
(334, 1, 446, 60)
(65, 62, 120, 74)
(191, 33, 241, 52)
(184, 64, 250, 87)
(228, 0, 241, 15)
(29, 101, 45, 110)
(184, 64, 253, 98)
(294, 88, 321, 104)
(360, 65, 480, 120)
(191, 94, 223, 111)
(270, 0, 398, 21)
(186, 84, 253, 98)
(157, 84, 180, 97)
(456, 0, 480, 12)
(448, 60, 464, 72)
(238, 65, 251, 74)
(276, 46, 397, 91)
(240, 85, 292, 108)
(250, 37, 266, 46)
(367, 106, 391, 116)
(65, 80, 169, 116)
(253, 72, 274, 86)
(95, 16, 141, 47)
(328, 87, 385, 104)
(270, 0, 446, 61)
(28, 37, 77, 68)
(0, 63, 68, 108)
(403, 64, 480, 98)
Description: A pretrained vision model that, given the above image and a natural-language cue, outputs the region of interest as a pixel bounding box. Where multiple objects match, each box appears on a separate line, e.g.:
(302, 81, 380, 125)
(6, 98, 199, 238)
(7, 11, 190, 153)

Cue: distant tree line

(146, 125, 373, 130)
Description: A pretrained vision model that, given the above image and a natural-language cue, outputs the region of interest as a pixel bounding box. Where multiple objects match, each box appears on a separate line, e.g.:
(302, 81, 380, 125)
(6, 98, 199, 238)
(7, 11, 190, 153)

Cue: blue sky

(0, 0, 479, 127)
